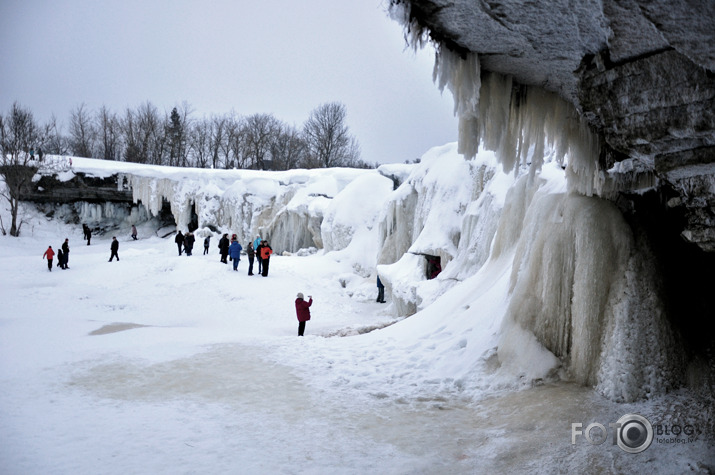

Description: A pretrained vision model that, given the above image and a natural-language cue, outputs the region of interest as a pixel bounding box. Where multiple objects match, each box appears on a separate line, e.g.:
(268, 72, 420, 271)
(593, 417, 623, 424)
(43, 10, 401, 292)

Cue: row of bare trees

(0, 101, 373, 236)
(4, 100, 371, 171)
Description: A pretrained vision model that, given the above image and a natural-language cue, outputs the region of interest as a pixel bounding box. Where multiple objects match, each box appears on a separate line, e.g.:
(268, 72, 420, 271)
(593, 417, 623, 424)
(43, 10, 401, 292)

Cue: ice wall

(376, 143, 502, 315)
(496, 177, 683, 400)
(122, 167, 384, 254)
(362, 36, 686, 400)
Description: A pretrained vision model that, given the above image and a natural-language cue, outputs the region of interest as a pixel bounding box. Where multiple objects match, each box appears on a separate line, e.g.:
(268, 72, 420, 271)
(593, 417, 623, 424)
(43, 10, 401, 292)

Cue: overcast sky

(0, 0, 458, 164)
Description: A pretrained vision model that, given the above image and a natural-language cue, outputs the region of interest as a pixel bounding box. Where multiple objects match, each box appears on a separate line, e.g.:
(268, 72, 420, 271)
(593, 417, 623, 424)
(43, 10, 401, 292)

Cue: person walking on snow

(175, 231, 184, 255)
(185, 231, 195, 256)
(246, 242, 255, 275)
(61, 238, 70, 269)
(131, 225, 138, 240)
(295, 293, 312, 336)
(83, 224, 92, 245)
(203, 235, 211, 255)
(218, 233, 230, 263)
(259, 241, 273, 277)
(376, 275, 386, 303)
(109, 237, 119, 261)
(42, 245, 55, 271)
(56, 246, 65, 269)
(229, 238, 243, 271)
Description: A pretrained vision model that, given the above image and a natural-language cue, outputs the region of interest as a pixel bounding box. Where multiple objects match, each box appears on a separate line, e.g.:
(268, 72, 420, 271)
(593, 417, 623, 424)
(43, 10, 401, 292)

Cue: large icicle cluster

(377, 6, 686, 401)
(496, 176, 684, 400)
(122, 168, 378, 253)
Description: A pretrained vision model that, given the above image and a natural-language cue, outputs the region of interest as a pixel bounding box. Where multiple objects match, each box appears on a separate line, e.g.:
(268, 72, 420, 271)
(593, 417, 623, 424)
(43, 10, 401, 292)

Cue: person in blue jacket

(228, 236, 243, 271)
(253, 235, 263, 274)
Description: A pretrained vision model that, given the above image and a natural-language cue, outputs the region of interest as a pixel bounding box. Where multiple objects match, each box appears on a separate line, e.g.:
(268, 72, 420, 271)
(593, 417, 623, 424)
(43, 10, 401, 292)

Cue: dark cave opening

(188, 202, 199, 232)
(620, 188, 715, 360)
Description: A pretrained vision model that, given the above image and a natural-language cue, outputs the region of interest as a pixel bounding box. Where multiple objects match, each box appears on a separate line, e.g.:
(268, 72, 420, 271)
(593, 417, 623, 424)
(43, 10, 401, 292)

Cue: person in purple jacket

(295, 293, 313, 336)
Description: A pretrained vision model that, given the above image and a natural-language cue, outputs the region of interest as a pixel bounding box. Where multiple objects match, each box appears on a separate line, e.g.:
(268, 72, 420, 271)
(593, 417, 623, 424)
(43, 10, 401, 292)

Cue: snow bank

(27, 134, 687, 403)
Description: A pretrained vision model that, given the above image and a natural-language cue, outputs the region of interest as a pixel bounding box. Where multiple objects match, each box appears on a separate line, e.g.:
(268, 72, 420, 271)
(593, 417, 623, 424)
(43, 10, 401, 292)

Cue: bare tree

(96, 105, 121, 161)
(121, 108, 141, 163)
(227, 115, 249, 169)
(209, 115, 228, 169)
(40, 114, 69, 156)
(302, 102, 360, 168)
(0, 102, 40, 236)
(68, 103, 97, 158)
(220, 113, 241, 169)
(271, 123, 306, 170)
(243, 113, 280, 170)
(189, 118, 211, 168)
(136, 102, 164, 165)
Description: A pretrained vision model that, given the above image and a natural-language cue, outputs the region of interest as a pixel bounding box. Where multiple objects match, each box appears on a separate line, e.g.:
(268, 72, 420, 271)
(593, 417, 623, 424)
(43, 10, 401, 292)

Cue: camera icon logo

(615, 414, 653, 453)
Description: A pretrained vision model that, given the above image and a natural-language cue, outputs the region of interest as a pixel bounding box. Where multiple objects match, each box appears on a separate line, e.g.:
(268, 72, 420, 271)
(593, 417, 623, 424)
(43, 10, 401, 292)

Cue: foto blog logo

(571, 414, 654, 454)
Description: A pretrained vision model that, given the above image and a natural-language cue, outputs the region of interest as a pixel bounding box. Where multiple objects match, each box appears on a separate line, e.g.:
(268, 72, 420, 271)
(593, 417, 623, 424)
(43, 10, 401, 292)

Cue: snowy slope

(1, 146, 712, 473)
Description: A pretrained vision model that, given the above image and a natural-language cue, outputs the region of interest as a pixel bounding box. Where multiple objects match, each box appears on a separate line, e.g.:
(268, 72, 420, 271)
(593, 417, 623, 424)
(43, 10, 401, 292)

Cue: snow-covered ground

(1, 202, 712, 473)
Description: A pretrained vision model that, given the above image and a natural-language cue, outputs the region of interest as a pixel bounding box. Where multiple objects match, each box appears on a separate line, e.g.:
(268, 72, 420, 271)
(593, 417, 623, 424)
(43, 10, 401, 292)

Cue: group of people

(40, 224, 388, 339)
(42, 235, 121, 269)
(216, 233, 274, 276)
(42, 238, 70, 271)
(174, 230, 196, 256)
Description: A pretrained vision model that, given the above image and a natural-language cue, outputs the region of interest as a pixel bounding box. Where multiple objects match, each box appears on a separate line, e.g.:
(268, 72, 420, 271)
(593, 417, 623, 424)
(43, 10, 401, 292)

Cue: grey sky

(0, 0, 458, 164)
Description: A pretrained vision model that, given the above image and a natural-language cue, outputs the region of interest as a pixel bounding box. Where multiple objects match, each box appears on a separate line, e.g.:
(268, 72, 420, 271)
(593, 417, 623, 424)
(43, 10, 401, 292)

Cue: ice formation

(30, 89, 689, 402)
(120, 167, 378, 253)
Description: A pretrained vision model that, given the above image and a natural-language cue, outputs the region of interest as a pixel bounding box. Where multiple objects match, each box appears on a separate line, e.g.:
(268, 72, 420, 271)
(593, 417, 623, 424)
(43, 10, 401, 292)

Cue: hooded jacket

(295, 297, 312, 322)
(228, 241, 243, 259)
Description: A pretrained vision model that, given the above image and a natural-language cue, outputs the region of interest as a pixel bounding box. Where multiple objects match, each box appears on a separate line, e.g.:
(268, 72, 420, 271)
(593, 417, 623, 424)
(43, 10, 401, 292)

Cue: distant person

(259, 240, 273, 277)
(203, 235, 211, 255)
(218, 233, 230, 263)
(175, 231, 184, 255)
(37, 147, 43, 161)
(42, 245, 55, 271)
(185, 231, 195, 256)
(82, 224, 92, 245)
(295, 293, 312, 336)
(253, 235, 263, 274)
(61, 238, 70, 269)
(109, 237, 119, 262)
(228, 239, 243, 271)
(131, 225, 138, 241)
(56, 246, 65, 270)
(246, 242, 255, 275)
(376, 275, 386, 303)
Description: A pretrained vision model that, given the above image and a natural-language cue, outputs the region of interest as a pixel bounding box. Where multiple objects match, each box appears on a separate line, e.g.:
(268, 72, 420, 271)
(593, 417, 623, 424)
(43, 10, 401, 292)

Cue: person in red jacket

(260, 241, 273, 277)
(295, 293, 312, 336)
(42, 246, 55, 271)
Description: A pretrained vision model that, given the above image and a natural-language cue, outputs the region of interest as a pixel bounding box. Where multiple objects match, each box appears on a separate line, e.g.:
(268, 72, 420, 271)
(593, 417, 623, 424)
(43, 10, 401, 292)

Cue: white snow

(1, 146, 712, 473)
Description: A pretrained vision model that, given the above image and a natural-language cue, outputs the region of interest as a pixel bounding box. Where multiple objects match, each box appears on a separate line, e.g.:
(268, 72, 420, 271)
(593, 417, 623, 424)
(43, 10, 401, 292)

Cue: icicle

(433, 48, 482, 160)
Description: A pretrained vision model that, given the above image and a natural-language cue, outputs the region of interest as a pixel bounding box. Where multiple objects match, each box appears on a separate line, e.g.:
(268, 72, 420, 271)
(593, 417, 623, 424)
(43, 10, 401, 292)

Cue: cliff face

(390, 0, 715, 250)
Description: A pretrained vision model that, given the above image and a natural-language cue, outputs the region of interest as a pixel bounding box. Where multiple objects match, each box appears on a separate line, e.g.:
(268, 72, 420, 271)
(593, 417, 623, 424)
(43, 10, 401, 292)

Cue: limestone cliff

(389, 0, 715, 250)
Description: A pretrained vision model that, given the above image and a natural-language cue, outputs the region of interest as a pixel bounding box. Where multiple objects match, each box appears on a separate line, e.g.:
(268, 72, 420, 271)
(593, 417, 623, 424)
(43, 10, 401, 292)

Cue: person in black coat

(185, 231, 195, 256)
(61, 238, 70, 269)
(376, 275, 386, 303)
(246, 242, 255, 275)
(83, 224, 92, 245)
(175, 231, 184, 255)
(218, 233, 230, 263)
(56, 247, 65, 269)
(109, 237, 119, 262)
